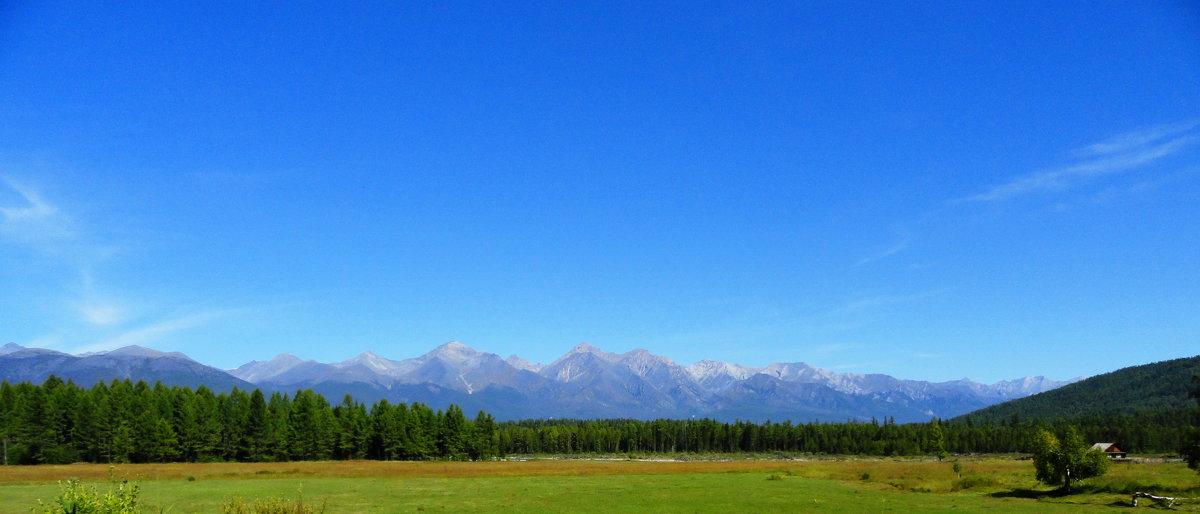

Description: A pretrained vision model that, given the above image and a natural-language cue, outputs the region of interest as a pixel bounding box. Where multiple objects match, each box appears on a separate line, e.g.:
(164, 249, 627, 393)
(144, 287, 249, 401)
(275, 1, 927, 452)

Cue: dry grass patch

(0, 459, 806, 485)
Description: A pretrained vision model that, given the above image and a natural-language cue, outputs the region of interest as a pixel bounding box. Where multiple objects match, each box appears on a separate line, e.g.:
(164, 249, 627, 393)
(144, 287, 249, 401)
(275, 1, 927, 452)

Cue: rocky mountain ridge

(227, 341, 1075, 422)
(0, 341, 1075, 423)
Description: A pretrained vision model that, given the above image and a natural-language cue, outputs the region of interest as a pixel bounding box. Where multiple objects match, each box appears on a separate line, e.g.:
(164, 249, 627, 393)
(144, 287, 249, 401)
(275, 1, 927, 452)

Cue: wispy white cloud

(958, 134, 1198, 203)
(3, 175, 241, 355)
(811, 343, 856, 355)
(955, 122, 1199, 204)
(835, 288, 949, 315)
(22, 333, 65, 349)
(79, 303, 125, 326)
(70, 310, 233, 355)
(75, 269, 128, 326)
(855, 241, 907, 266)
(912, 352, 938, 359)
(1076, 120, 1200, 157)
(188, 170, 271, 187)
(0, 176, 73, 247)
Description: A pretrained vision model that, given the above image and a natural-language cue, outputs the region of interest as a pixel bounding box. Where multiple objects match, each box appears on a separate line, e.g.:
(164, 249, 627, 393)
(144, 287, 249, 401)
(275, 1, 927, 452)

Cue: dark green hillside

(957, 355, 1200, 423)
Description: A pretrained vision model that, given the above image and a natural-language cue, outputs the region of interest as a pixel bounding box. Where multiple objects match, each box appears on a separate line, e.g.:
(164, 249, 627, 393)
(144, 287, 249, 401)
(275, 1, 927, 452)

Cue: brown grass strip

(0, 460, 810, 484)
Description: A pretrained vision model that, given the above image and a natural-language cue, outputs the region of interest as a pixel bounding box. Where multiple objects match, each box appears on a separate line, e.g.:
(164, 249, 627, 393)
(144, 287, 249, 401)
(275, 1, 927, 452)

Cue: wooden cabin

(1091, 443, 1127, 459)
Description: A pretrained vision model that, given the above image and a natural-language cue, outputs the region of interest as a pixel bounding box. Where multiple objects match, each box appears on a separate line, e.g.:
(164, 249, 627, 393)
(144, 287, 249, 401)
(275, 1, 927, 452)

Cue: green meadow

(2, 458, 1198, 513)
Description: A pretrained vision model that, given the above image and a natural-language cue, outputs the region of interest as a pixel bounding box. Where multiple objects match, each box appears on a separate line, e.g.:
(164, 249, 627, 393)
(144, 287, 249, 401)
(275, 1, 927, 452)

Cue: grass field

(2, 458, 1198, 513)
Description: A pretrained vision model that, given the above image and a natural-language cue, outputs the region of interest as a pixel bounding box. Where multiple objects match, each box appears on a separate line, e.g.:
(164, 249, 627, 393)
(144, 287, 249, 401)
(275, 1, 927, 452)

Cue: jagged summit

(428, 341, 480, 359)
(0, 340, 1080, 423)
(570, 342, 601, 353)
(505, 355, 543, 372)
(103, 345, 194, 361)
(0, 343, 252, 391)
(229, 352, 316, 383)
(558, 342, 621, 364)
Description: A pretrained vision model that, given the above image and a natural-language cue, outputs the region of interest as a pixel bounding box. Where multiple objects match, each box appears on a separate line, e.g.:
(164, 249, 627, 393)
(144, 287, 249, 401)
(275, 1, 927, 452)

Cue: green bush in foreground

(1030, 426, 1109, 492)
(35, 476, 140, 514)
(222, 493, 325, 514)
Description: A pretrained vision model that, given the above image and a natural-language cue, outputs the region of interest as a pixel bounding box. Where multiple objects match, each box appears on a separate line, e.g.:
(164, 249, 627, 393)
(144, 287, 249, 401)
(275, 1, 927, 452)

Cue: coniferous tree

(265, 392, 291, 461)
(470, 410, 498, 461)
(245, 389, 269, 461)
(288, 389, 334, 460)
(172, 387, 200, 462)
(929, 418, 948, 461)
(378, 401, 411, 460)
(192, 386, 223, 461)
(333, 395, 369, 459)
(1184, 375, 1200, 472)
(406, 403, 437, 460)
(438, 404, 470, 460)
(219, 389, 250, 460)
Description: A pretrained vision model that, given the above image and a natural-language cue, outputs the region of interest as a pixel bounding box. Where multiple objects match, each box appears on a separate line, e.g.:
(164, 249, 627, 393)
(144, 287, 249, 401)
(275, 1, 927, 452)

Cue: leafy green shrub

(35, 477, 140, 514)
(951, 474, 997, 491)
(1030, 426, 1109, 492)
(221, 493, 326, 514)
(859, 472, 871, 481)
(766, 474, 783, 481)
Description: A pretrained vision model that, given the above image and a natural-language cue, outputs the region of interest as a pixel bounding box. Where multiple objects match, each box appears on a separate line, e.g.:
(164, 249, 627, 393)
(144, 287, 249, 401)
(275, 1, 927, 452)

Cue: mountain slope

(956, 355, 1200, 422)
(0, 344, 254, 391)
(0, 341, 1080, 423)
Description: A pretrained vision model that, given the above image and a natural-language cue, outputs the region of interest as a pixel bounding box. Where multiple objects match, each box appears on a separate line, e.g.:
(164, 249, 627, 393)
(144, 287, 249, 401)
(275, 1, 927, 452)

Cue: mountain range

(0, 342, 252, 391)
(1, 341, 1074, 423)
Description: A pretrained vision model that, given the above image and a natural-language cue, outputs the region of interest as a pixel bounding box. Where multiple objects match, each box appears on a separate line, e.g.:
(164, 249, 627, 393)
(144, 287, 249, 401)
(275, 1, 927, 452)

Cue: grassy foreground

(1, 458, 1198, 512)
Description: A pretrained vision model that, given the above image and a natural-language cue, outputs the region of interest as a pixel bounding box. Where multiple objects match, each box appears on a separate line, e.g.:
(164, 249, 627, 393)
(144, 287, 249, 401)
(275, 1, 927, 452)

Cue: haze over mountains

(0, 342, 252, 391)
(1, 341, 1072, 423)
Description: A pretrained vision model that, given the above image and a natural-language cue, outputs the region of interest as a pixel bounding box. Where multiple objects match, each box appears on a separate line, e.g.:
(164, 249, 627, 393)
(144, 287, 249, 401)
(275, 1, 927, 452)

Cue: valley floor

(1, 458, 1197, 512)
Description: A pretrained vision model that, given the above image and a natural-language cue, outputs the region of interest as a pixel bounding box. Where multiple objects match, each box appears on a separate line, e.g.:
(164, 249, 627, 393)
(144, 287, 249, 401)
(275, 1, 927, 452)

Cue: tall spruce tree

(1184, 375, 1200, 472)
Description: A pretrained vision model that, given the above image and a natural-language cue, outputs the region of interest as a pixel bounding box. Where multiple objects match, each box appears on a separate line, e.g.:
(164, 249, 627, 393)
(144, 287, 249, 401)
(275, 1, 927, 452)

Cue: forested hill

(956, 355, 1200, 423)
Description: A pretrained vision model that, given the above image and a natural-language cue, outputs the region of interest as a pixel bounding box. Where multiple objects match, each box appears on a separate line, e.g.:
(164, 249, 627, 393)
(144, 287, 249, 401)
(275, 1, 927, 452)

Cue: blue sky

(1, 1, 1198, 383)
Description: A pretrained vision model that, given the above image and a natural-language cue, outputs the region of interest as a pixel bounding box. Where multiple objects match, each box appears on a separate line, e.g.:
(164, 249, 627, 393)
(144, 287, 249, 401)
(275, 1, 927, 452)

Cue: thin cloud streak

(79, 303, 124, 326)
(811, 343, 856, 355)
(835, 288, 949, 315)
(855, 241, 907, 266)
(957, 134, 1198, 203)
(1077, 119, 1200, 156)
(70, 310, 234, 355)
(0, 176, 73, 245)
(953, 120, 1200, 204)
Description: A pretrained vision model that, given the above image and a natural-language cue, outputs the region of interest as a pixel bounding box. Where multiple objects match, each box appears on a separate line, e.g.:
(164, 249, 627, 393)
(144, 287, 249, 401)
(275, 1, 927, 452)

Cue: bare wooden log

(1132, 492, 1176, 507)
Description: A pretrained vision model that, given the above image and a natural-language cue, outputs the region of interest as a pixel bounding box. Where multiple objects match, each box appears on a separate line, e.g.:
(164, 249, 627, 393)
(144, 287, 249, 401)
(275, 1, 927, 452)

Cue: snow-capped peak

(685, 359, 759, 382)
(103, 345, 192, 361)
(428, 341, 480, 361)
(506, 355, 543, 372)
(341, 351, 402, 373)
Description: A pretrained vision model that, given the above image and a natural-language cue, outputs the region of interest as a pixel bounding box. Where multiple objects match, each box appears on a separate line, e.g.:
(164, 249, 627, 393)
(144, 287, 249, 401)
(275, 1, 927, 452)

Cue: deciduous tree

(1030, 426, 1109, 492)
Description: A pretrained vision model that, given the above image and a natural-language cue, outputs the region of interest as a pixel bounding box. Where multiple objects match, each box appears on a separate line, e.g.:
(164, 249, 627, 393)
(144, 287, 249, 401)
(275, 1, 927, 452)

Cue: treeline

(496, 410, 1191, 456)
(0, 377, 498, 465)
(0, 377, 1192, 465)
